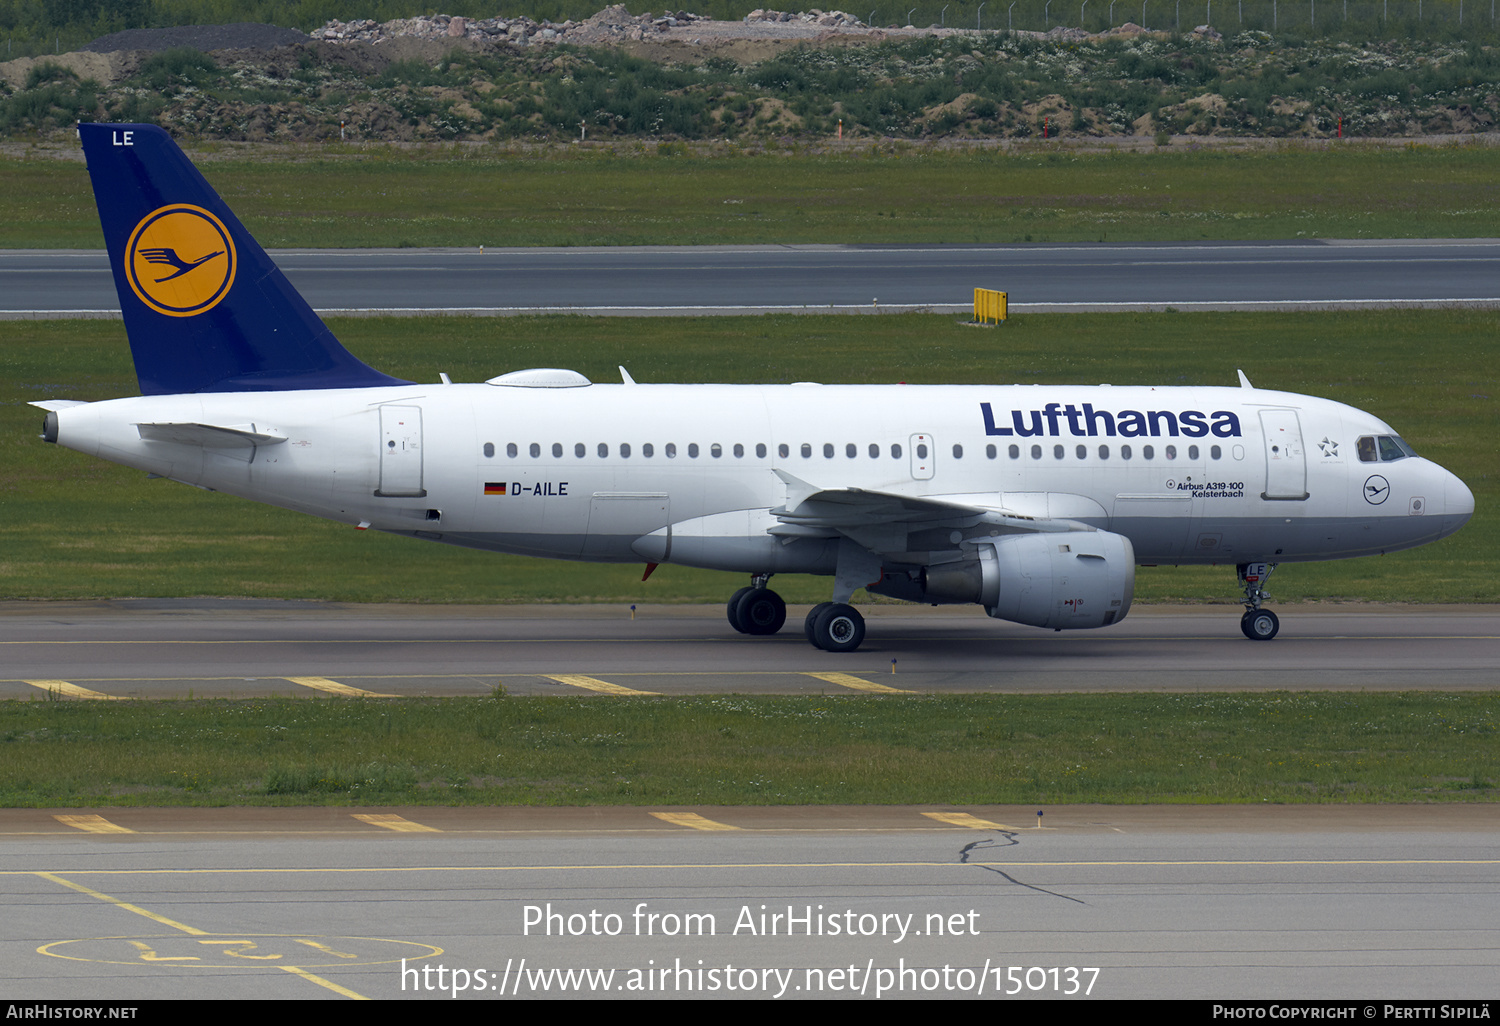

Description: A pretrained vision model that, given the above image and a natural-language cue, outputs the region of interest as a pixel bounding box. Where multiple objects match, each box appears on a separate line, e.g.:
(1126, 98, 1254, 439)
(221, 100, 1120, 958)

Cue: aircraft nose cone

(1440, 470, 1475, 538)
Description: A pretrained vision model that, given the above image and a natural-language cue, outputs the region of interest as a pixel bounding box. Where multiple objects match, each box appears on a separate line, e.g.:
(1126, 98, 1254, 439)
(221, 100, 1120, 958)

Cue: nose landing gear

(1237, 562, 1279, 640)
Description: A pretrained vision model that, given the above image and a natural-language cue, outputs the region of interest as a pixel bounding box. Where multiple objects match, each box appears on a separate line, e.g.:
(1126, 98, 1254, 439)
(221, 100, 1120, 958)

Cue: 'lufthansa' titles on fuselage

(980, 402, 1243, 439)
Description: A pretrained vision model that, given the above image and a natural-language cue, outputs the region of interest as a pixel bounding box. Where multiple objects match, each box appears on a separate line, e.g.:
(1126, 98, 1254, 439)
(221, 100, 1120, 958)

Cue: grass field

(7, 142, 1500, 248)
(1, 693, 1493, 807)
(3, 308, 1492, 605)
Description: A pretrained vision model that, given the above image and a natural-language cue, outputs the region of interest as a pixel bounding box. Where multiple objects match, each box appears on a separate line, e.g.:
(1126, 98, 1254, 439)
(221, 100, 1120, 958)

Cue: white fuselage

(49, 379, 1473, 578)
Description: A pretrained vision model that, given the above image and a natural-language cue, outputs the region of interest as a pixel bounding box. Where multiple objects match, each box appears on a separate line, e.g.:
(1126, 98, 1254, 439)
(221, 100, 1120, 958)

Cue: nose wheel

(1240, 608, 1280, 640)
(1237, 562, 1279, 641)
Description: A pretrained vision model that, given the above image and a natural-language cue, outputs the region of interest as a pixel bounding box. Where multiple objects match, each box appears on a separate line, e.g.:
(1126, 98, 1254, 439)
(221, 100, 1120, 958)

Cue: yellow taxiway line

(805, 671, 916, 694)
(545, 674, 660, 696)
(649, 812, 742, 831)
(284, 676, 399, 698)
(23, 679, 127, 700)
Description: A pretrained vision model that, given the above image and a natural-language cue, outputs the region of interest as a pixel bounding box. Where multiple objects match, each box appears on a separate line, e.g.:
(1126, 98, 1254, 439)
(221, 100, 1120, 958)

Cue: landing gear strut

(1237, 562, 1279, 640)
(727, 575, 786, 636)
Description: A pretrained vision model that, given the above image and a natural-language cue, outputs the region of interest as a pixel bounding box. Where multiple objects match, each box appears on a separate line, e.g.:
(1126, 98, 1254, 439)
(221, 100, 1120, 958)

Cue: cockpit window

(1358, 435, 1417, 462)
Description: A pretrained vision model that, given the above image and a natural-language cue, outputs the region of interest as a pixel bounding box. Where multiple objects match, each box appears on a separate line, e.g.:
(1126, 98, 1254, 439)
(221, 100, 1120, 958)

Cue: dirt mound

(82, 22, 309, 54)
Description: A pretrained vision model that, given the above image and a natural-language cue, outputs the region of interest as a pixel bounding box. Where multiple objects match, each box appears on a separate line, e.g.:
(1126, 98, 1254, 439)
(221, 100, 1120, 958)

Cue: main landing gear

(725, 575, 868, 652)
(802, 602, 866, 653)
(726, 576, 786, 636)
(1237, 562, 1280, 640)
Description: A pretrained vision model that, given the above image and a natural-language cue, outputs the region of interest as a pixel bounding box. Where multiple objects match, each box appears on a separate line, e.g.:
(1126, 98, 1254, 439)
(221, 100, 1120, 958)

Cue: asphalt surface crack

(959, 836, 1087, 905)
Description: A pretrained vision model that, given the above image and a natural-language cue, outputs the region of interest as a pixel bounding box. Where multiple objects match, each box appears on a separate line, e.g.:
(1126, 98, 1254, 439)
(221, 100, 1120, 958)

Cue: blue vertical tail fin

(78, 122, 409, 395)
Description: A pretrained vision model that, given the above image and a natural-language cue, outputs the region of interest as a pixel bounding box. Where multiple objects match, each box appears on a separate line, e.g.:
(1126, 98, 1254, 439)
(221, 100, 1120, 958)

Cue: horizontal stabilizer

(135, 422, 287, 449)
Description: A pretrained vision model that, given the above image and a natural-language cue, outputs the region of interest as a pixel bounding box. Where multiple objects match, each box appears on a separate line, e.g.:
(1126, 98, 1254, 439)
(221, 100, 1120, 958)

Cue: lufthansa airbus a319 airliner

(36, 124, 1474, 652)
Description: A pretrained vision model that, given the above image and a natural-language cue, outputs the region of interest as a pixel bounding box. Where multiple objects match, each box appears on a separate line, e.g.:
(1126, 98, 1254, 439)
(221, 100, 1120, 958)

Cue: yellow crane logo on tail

(124, 204, 237, 317)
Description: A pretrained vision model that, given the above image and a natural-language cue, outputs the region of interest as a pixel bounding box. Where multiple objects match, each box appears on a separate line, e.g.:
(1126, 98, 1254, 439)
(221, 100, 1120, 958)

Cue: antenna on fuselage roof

(619, 366, 637, 385)
(1237, 369, 1254, 389)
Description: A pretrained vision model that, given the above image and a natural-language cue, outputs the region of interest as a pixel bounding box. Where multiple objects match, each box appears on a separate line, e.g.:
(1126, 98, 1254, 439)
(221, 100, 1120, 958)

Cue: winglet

(1237, 369, 1254, 389)
(77, 123, 409, 396)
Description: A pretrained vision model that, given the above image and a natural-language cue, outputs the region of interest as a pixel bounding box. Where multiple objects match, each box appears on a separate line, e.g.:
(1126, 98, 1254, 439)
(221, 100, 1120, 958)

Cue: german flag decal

(484, 482, 508, 495)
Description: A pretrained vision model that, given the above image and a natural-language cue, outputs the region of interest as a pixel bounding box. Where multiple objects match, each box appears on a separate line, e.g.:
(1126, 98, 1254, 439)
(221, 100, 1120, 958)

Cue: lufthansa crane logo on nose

(1363, 474, 1391, 505)
(124, 204, 236, 317)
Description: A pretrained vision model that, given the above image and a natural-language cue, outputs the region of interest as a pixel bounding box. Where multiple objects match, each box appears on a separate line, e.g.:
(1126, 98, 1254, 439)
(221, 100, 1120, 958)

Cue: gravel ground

(82, 22, 311, 54)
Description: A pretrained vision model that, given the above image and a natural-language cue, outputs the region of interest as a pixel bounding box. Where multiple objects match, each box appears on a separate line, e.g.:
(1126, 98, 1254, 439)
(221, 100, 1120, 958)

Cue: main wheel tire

(812, 603, 865, 653)
(804, 602, 833, 648)
(727, 587, 755, 633)
(1241, 609, 1280, 640)
(736, 588, 786, 635)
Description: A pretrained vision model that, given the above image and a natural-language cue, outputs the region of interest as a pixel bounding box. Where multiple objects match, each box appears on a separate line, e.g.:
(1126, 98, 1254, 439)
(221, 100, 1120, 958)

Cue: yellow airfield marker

(24, 680, 126, 700)
(351, 814, 440, 833)
(650, 812, 742, 831)
(922, 812, 1018, 830)
(545, 674, 660, 696)
(805, 671, 915, 694)
(284, 676, 399, 698)
(54, 815, 135, 834)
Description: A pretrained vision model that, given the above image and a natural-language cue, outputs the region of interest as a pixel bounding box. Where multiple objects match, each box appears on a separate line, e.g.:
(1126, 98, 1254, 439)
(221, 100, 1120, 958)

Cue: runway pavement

(4, 804, 1497, 1000)
(6, 239, 1500, 317)
(1, 601, 1497, 699)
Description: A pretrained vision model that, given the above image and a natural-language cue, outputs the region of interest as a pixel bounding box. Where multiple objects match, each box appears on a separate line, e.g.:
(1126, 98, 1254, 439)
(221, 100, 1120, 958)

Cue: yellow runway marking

(545, 674, 660, 696)
(649, 812, 741, 831)
(33, 873, 375, 998)
(54, 815, 134, 835)
(352, 814, 440, 833)
(806, 671, 916, 694)
(284, 676, 399, 698)
(922, 812, 1018, 830)
(24, 679, 126, 700)
(36, 872, 206, 934)
(280, 965, 369, 999)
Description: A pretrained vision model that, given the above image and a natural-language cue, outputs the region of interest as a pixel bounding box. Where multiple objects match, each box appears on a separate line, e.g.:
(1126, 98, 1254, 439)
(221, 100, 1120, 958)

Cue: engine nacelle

(917, 531, 1134, 629)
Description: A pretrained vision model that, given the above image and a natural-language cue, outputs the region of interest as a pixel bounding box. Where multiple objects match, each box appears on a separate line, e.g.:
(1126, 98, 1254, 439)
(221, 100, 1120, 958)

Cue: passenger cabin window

(891, 443, 903, 459)
(666, 443, 677, 458)
(953, 444, 964, 459)
(620, 443, 631, 458)
(506, 443, 518, 458)
(552, 443, 563, 458)
(643, 443, 654, 457)
(575, 443, 586, 458)
(483, 443, 495, 458)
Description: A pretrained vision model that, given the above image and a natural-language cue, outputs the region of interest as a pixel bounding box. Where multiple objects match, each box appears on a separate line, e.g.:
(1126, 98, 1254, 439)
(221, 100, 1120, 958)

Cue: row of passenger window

(484, 441, 915, 460)
(483, 441, 1225, 461)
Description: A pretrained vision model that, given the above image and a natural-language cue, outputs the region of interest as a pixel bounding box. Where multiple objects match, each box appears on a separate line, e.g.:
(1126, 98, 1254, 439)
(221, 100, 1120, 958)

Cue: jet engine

(913, 531, 1135, 630)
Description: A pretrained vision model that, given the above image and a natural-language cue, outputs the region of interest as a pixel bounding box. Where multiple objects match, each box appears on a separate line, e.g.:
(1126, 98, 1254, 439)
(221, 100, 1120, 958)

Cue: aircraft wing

(769, 469, 1085, 558)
